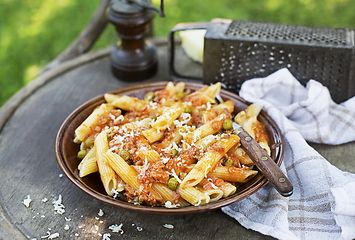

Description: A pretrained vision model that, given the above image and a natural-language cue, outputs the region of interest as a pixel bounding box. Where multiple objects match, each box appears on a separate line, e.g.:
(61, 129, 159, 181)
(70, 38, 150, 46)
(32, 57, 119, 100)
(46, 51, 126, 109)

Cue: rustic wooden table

(0, 39, 354, 240)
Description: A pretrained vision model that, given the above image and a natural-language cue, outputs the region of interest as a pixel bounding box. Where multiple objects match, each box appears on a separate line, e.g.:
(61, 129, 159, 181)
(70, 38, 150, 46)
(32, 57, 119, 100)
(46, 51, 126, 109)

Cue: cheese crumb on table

(102, 233, 111, 240)
(98, 209, 104, 216)
(109, 223, 124, 234)
(52, 195, 65, 215)
(23, 195, 32, 208)
(41, 231, 59, 239)
(163, 224, 174, 229)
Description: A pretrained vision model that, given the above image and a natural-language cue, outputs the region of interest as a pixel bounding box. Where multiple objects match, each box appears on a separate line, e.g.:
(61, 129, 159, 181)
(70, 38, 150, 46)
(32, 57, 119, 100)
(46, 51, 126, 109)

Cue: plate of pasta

(56, 81, 283, 214)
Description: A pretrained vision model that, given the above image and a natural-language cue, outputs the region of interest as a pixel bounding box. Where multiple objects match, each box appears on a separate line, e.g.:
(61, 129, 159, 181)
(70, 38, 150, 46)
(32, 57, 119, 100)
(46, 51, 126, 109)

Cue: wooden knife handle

(238, 130, 293, 197)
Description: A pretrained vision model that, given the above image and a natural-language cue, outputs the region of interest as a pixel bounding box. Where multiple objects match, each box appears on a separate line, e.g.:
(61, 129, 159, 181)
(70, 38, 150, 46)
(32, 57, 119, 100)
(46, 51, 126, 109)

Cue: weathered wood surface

(0, 39, 354, 240)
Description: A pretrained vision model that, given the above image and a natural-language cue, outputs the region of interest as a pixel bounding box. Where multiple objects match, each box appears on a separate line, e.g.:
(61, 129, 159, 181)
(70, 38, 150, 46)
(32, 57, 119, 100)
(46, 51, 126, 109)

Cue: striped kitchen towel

(222, 68, 355, 240)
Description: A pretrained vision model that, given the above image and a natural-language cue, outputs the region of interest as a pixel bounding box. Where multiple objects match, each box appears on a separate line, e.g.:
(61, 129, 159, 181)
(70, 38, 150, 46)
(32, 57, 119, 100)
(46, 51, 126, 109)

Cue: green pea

(168, 177, 179, 190)
(177, 91, 185, 99)
(120, 150, 130, 161)
(144, 92, 155, 102)
(133, 196, 140, 205)
(106, 132, 111, 141)
(224, 158, 234, 166)
(77, 150, 87, 159)
(223, 119, 233, 130)
(170, 149, 178, 157)
(84, 138, 94, 148)
(183, 106, 192, 114)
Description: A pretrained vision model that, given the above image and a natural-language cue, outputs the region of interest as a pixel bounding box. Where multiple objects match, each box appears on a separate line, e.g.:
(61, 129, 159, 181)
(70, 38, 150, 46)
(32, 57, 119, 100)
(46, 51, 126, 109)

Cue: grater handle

(168, 22, 208, 82)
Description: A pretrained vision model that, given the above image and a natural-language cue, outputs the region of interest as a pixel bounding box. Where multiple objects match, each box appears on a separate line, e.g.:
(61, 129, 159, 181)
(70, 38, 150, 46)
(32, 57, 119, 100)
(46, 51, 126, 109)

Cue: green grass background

(1, 0, 355, 106)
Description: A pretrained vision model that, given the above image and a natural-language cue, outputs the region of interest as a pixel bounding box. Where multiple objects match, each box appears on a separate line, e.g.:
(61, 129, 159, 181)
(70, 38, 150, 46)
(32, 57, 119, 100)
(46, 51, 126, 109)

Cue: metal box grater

(169, 19, 355, 103)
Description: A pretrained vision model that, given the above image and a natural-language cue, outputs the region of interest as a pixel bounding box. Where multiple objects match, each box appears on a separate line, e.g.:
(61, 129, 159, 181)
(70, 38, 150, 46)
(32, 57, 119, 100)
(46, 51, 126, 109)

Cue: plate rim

(55, 81, 284, 214)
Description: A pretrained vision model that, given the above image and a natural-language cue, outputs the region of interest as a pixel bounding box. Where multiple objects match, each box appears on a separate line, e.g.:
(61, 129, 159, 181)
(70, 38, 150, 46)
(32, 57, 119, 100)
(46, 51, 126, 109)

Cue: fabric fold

(221, 68, 355, 240)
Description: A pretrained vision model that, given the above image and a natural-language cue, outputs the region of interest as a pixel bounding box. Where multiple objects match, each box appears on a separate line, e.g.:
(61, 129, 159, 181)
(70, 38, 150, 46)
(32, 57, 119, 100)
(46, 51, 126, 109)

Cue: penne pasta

(219, 181, 237, 198)
(75, 103, 114, 142)
(78, 148, 97, 177)
(105, 94, 147, 112)
(175, 82, 185, 93)
(152, 183, 189, 207)
(177, 186, 210, 206)
(202, 100, 234, 123)
(234, 103, 270, 156)
(207, 166, 258, 183)
(194, 135, 218, 151)
(142, 128, 165, 144)
(228, 145, 254, 166)
(158, 127, 185, 150)
(95, 131, 122, 196)
(165, 81, 185, 97)
(78, 157, 98, 177)
(104, 151, 140, 190)
(74, 82, 271, 207)
(180, 134, 240, 188)
(183, 113, 228, 149)
(243, 116, 257, 139)
(152, 103, 184, 131)
(136, 135, 161, 162)
(137, 149, 161, 163)
(197, 187, 224, 203)
(199, 177, 236, 198)
(245, 103, 264, 118)
(202, 82, 221, 99)
(259, 141, 271, 156)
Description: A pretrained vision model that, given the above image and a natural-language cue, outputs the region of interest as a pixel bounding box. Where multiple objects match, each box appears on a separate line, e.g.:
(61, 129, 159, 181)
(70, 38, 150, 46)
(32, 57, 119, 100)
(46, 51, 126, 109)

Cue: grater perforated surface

(203, 20, 355, 103)
(225, 21, 350, 46)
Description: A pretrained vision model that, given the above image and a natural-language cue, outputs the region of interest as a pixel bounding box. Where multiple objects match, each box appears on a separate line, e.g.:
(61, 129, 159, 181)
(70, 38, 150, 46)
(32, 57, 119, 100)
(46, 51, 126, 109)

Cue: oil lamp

(107, 0, 165, 81)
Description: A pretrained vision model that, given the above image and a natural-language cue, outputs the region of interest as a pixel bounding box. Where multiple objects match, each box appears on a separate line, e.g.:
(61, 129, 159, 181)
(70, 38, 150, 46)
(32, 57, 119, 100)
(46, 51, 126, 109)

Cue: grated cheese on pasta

(170, 169, 182, 183)
(74, 82, 265, 208)
(164, 201, 180, 208)
(193, 129, 202, 142)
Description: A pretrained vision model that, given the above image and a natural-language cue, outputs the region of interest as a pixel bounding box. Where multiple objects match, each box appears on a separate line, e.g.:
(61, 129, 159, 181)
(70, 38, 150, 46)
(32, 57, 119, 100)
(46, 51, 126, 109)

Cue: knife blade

(233, 122, 293, 197)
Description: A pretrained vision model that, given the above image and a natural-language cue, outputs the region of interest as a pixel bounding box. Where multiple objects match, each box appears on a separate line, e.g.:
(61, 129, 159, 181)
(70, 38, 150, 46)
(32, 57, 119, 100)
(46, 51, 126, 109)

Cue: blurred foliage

(1, 0, 355, 106)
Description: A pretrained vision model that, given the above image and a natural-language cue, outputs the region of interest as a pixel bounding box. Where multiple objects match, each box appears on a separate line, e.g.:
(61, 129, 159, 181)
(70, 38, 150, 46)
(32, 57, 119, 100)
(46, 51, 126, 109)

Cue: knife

(233, 122, 293, 197)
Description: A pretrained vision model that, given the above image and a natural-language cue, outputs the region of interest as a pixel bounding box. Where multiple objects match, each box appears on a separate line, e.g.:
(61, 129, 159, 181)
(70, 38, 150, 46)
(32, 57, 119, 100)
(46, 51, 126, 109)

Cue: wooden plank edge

(0, 203, 27, 240)
(0, 37, 169, 134)
(0, 37, 169, 238)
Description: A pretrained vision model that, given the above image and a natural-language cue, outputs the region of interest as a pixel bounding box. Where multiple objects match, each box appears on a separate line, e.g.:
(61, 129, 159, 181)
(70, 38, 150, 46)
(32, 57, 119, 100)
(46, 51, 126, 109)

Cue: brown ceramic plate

(55, 82, 283, 214)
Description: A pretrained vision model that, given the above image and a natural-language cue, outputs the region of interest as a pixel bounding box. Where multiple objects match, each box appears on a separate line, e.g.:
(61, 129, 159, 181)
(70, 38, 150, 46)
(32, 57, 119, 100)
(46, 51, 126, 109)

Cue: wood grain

(238, 130, 293, 197)
(0, 41, 275, 240)
(0, 37, 354, 240)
